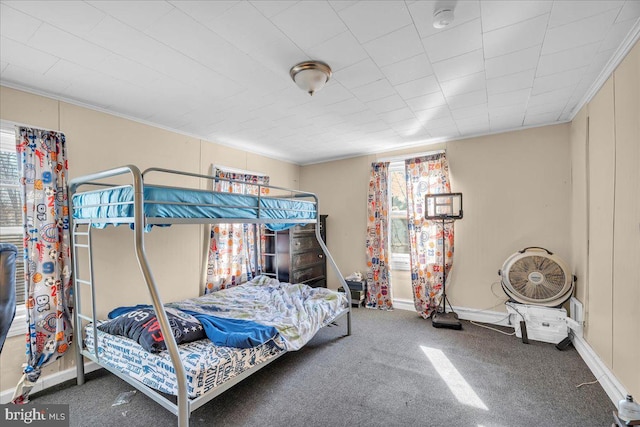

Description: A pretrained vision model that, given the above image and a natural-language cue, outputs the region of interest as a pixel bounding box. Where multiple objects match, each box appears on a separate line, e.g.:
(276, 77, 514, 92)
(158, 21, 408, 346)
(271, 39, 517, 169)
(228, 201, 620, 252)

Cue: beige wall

(570, 41, 639, 397)
(301, 123, 572, 315)
(0, 85, 300, 394)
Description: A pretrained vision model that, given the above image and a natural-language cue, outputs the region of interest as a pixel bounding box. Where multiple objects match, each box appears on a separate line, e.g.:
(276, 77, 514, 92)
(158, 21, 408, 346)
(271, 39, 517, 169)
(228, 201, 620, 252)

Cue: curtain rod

(376, 149, 446, 163)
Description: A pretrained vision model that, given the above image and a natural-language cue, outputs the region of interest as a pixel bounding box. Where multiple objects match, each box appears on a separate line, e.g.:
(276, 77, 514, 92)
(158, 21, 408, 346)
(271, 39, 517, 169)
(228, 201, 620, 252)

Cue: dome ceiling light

(289, 61, 332, 96)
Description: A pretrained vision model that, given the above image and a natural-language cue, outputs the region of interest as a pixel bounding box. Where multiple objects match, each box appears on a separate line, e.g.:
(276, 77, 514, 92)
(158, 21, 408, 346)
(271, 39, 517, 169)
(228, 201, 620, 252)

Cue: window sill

(7, 305, 27, 338)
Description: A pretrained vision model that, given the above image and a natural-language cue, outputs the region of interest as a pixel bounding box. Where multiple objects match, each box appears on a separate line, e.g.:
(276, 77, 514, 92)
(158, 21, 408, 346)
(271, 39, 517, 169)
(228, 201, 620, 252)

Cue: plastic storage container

(618, 395, 640, 422)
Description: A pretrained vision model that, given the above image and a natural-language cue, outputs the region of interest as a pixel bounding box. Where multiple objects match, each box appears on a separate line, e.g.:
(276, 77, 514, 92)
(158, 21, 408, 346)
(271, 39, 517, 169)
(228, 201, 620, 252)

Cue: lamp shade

(290, 61, 332, 96)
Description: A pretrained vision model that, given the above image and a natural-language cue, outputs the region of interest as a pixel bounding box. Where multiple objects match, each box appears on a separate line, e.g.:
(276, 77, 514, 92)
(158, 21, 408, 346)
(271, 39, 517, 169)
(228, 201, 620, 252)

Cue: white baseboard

(392, 298, 415, 312)
(393, 298, 511, 326)
(0, 361, 101, 404)
(571, 332, 627, 405)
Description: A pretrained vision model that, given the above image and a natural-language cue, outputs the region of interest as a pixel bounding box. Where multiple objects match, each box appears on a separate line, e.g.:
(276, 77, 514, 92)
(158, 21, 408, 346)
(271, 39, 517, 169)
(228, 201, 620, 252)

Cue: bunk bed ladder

(71, 222, 99, 385)
(262, 229, 279, 279)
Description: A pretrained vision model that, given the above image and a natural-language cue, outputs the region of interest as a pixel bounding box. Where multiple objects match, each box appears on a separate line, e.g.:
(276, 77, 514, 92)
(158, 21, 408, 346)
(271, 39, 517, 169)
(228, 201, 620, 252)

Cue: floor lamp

(425, 193, 463, 330)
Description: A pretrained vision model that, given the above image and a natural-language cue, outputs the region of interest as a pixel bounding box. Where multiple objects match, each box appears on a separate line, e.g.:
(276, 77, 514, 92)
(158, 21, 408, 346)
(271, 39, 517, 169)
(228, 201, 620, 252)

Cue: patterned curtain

(406, 154, 453, 319)
(365, 162, 392, 310)
(204, 168, 268, 293)
(12, 127, 73, 403)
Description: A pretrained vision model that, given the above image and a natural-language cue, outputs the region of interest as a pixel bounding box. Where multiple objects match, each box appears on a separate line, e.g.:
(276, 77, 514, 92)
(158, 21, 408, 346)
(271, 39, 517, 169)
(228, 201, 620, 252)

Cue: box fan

(498, 247, 575, 344)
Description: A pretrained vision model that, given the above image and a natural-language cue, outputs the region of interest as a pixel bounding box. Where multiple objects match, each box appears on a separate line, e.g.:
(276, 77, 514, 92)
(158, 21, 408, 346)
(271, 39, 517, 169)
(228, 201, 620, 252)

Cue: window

(0, 126, 26, 309)
(389, 162, 410, 270)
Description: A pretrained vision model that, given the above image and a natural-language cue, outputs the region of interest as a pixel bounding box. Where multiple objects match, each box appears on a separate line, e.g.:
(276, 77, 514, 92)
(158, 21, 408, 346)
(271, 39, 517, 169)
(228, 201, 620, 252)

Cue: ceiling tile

(446, 89, 487, 110)
(526, 103, 566, 117)
(487, 69, 536, 95)
(617, 0, 640, 23)
(528, 86, 576, 108)
(440, 71, 486, 97)
(204, 1, 305, 65)
(366, 94, 407, 114)
(542, 8, 619, 55)
(27, 23, 111, 65)
(548, 0, 624, 28)
(422, 114, 456, 131)
(90, 0, 175, 31)
(334, 58, 385, 90)
(329, 1, 357, 13)
(432, 49, 485, 82)
(531, 67, 586, 95)
(451, 103, 488, 120)
(409, 0, 481, 39)
(324, 98, 367, 115)
(304, 31, 369, 72)
(483, 14, 548, 59)
(422, 18, 483, 63)
(94, 54, 166, 89)
(349, 79, 397, 103)
(0, 3, 42, 43)
(337, 1, 412, 43)
(6, 0, 105, 37)
(456, 115, 490, 134)
(1, 64, 71, 95)
(490, 113, 524, 130)
(415, 105, 453, 122)
(523, 111, 561, 126)
(144, 9, 243, 75)
(378, 107, 417, 124)
(480, 0, 552, 32)
(389, 118, 425, 133)
(85, 16, 165, 63)
(381, 54, 434, 85)
(394, 75, 440, 99)
(536, 43, 599, 77)
(488, 88, 531, 109)
(484, 45, 541, 79)
(343, 110, 379, 126)
(0, 37, 59, 74)
(249, 1, 297, 18)
(363, 25, 423, 68)
(427, 124, 459, 139)
(598, 18, 637, 52)
(271, 1, 346, 50)
(405, 91, 446, 113)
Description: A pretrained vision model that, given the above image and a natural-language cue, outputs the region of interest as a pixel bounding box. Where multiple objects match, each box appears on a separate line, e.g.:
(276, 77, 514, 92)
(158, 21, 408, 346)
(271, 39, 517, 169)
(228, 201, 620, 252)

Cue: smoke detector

(433, 8, 454, 29)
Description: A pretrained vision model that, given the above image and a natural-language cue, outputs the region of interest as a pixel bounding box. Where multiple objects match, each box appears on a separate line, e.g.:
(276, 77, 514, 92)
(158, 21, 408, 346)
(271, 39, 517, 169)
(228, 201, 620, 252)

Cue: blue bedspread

(108, 304, 279, 349)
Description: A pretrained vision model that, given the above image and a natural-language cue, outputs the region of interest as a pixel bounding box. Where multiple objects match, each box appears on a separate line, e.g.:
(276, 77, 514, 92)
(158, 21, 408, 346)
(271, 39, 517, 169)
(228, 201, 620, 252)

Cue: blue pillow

(97, 306, 206, 353)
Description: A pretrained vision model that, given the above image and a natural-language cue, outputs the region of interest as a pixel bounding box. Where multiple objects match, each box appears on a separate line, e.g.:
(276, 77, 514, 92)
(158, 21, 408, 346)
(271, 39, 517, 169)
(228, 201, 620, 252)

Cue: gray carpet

(29, 308, 614, 427)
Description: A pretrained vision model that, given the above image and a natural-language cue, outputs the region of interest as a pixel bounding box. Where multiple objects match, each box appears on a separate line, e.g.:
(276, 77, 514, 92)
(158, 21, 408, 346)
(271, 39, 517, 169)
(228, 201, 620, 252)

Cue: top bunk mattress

(71, 185, 316, 230)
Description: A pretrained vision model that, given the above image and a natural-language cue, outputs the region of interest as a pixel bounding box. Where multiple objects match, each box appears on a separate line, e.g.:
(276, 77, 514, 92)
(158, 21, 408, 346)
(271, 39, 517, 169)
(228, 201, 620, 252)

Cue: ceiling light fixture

(433, 8, 454, 28)
(290, 61, 332, 96)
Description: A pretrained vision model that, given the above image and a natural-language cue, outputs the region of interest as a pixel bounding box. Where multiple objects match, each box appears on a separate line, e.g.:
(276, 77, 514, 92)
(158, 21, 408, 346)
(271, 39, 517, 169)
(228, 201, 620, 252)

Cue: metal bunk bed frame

(67, 165, 352, 427)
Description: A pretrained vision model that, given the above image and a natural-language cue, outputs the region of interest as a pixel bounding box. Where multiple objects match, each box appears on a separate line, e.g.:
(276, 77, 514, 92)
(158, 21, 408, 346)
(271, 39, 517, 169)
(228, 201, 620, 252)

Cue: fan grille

(507, 255, 566, 301)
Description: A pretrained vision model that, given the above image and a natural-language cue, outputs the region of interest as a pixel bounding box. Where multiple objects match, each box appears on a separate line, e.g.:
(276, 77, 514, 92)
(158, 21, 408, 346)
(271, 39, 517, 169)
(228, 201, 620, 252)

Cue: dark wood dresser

(264, 215, 327, 288)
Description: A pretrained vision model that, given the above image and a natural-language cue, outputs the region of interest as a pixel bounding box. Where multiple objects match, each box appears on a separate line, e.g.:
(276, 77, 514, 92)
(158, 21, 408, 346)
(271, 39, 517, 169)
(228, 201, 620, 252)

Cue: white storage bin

(506, 303, 568, 344)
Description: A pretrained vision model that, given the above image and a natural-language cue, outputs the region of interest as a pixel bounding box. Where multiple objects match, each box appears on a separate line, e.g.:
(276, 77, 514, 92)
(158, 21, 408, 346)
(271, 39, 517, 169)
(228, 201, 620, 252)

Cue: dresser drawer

(290, 235, 319, 252)
(293, 223, 316, 234)
(292, 264, 325, 284)
(292, 250, 324, 268)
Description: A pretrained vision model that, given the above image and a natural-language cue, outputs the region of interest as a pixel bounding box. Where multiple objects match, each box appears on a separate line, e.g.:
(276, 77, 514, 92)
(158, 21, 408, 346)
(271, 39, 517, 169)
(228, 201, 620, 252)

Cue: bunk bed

(68, 165, 352, 427)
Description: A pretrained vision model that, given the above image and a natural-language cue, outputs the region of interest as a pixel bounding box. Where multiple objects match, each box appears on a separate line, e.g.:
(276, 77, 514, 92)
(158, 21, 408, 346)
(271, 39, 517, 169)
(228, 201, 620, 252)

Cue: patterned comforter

(84, 276, 348, 398)
(166, 275, 348, 350)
